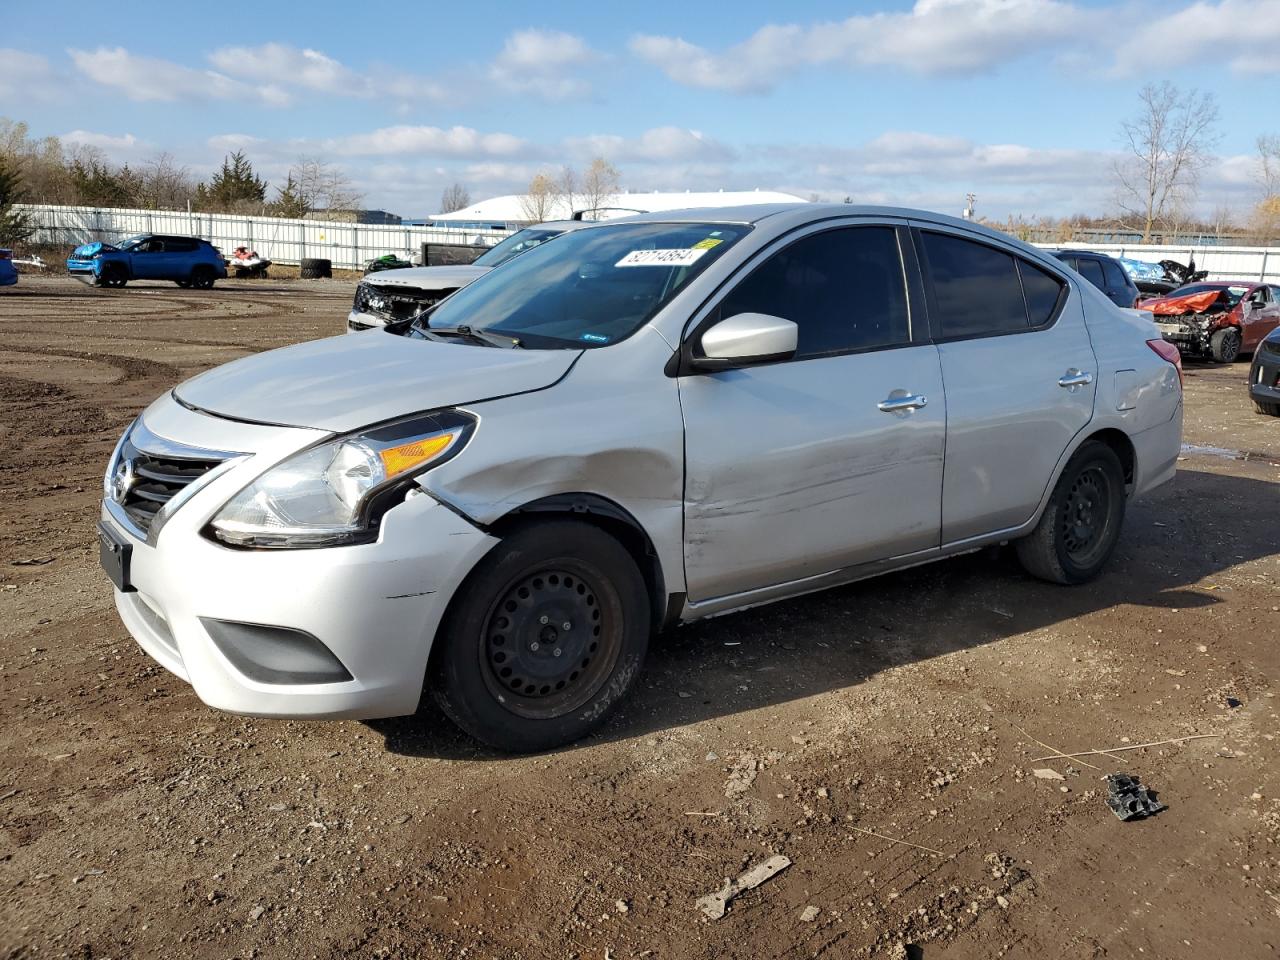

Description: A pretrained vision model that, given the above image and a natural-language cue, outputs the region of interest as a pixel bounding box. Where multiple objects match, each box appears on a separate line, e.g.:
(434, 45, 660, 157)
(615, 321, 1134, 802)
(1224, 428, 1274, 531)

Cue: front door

(679, 223, 946, 604)
(129, 238, 171, 280)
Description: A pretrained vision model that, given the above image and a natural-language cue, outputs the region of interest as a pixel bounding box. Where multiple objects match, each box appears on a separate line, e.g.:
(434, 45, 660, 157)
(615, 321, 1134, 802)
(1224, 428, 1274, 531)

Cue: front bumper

(347, 309, 388, 332)
(67, 260, 99, 283)
(1152, 316, 1217, 357)
(102, 397, 498, 719)
(1249, 345, 1280, 405)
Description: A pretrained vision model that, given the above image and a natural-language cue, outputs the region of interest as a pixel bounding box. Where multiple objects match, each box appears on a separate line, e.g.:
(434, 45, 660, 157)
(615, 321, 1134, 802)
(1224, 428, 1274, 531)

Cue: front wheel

(1256, 400, 1280, 417)
(190, 265, 216, 290)
(1015, 441, 1126, 585)
(1210, 327, 1241, 363)
(430, 521, 650, 752)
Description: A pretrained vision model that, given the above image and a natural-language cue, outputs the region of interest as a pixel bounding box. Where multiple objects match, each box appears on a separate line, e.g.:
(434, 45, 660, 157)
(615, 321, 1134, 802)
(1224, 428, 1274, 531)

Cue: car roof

(1054, 249, 1116, 259)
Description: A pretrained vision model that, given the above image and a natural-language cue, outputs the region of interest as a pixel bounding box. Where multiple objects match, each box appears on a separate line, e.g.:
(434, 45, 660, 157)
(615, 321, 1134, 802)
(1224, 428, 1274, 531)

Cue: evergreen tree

(195, 150, 267, 212)
(0, 154, 34, 245)
(270, 174, 311, 218)
(68, 157, 138, 206)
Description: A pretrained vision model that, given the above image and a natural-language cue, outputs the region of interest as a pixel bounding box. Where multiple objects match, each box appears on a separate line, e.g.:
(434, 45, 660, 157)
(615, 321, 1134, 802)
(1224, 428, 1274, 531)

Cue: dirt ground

(1, 275, 1277, 960)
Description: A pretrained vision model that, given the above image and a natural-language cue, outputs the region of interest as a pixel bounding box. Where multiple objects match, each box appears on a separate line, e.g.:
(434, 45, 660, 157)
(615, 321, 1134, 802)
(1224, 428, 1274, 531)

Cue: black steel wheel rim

(479, 561, 622, 720)
(1061, 464, 1113, 564)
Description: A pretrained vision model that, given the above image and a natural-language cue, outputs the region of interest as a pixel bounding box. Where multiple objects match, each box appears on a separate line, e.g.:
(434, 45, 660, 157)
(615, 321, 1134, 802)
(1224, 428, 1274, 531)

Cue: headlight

(209, 411, 474, 548)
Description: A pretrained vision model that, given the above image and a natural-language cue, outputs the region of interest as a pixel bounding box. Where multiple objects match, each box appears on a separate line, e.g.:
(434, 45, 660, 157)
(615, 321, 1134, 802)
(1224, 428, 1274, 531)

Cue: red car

(1139, 281, 1280, 363)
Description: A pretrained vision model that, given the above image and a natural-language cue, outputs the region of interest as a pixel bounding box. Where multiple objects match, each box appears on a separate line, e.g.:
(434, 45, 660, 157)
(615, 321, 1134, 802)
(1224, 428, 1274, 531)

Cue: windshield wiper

(424, 324, 523, 349)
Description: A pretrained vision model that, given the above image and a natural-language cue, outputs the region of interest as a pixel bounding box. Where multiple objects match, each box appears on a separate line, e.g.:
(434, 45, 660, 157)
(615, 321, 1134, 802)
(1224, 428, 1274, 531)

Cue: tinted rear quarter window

(721, 226, 910, 357)
(921, 231, 1028, 338)
(1019, 260, 1065, 326)
(1077, 258, 1106, 289)
(166, 238, 198, 253)
(1101, 258, 1127, 288)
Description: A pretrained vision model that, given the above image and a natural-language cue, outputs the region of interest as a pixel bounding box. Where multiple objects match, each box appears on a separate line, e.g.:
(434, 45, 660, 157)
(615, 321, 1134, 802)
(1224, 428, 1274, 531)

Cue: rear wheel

(430, 521, 650, 752)
(1015, 441, 1126, 585)
(1210, 327, 1241, 363)
(189, 265, 216, 290)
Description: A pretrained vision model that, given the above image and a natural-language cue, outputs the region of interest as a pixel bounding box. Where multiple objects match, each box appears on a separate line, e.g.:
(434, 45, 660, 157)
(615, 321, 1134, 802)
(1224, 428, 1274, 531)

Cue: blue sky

(3, 0, 1277, 219)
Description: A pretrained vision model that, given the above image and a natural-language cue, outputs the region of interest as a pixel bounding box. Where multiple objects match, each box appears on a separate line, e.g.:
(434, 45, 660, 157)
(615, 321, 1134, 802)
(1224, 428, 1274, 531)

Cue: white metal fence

(17, 204, 511, 270)
(1033, 242, 1280, 284)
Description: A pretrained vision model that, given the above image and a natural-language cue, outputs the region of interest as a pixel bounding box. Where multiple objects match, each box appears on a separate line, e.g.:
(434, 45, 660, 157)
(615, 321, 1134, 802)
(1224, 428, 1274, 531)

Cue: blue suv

(68, 235, 227, 289)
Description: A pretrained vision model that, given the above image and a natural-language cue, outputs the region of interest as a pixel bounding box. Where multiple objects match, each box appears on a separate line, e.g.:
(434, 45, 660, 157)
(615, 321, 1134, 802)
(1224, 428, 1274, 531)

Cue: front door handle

(878, 393, 928, 413)
(1058, 369, 1094, 389)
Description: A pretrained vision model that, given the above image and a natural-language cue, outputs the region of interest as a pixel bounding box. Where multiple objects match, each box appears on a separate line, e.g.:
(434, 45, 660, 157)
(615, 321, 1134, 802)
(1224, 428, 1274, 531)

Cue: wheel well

(1084, 428, 1135, 488)
(489, 494, 674, 630)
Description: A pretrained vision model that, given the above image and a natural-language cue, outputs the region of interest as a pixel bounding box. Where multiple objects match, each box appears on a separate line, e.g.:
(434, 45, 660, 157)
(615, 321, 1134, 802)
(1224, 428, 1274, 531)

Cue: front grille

(110, 431, 226, 534)
(354, 282, 448, 323)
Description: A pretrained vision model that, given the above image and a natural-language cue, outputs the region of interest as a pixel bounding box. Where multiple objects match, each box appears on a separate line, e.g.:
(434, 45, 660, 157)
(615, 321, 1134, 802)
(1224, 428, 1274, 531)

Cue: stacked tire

(299, 258, 332, 279)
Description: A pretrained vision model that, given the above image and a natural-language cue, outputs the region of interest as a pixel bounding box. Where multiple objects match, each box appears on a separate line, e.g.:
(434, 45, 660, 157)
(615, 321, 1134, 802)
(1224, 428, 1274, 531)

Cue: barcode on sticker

(615, 248, 708, 268)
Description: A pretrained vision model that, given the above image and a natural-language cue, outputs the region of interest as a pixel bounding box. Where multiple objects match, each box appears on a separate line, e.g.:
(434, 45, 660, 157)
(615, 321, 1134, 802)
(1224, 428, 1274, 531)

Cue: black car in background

(1249, 325, 1280, 416)
(1052, 250, 1141, 308)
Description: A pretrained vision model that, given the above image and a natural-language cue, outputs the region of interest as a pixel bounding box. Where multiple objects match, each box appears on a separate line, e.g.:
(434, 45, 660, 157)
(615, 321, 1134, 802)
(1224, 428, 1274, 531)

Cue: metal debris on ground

(1105, 773, 1165, 821)
(696, 854, 791, 920)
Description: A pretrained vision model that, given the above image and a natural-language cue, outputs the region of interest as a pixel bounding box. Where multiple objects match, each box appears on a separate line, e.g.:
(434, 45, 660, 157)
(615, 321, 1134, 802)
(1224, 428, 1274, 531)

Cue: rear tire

(1256, 400, 1280, 417)
(1015, 441, 1126, 585)
(299, 257, 332, 279)
(1210, 327, 1241, 363)
(430, 521, 650, 752)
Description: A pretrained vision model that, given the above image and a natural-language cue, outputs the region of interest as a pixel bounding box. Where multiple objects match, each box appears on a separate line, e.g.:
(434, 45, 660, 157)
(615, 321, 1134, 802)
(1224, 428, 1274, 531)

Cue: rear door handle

(878, 393, 928, 413)
(1058, 369, 1094, 389)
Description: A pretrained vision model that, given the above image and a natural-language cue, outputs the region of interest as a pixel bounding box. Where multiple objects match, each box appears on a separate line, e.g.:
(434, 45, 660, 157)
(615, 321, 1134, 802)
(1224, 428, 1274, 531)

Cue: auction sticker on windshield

(616, 248, 708, 268)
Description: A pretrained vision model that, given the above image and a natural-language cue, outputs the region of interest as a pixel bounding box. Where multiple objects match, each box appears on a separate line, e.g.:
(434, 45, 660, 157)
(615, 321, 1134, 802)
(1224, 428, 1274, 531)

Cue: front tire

(1016, 441, 1126, 585)
(96, 264, 127, 288)
(430, 521, 650, 752)
(190, 265, 216, 290)
(1210, 327, 1241, 363)
(1256, 400, 1280, 417)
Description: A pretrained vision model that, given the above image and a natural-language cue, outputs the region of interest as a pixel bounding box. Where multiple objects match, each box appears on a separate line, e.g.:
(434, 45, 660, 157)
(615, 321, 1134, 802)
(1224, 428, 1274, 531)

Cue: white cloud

(0, 49, 62, 101)
(1119, 0, 1280, 74)
(208, 43, 369, 96)
(490, 29, 600, 99)
(67, 47, 290, 106)
(567, 126, 734, 163)
(322, 125, 529, 158)
(61, 130, 146, 153)
(632, 0, 1089, 92)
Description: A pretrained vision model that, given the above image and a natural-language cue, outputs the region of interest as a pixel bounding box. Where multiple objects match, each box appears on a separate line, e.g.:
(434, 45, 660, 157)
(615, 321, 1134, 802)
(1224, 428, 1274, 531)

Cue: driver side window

(717, 226, 910, 359)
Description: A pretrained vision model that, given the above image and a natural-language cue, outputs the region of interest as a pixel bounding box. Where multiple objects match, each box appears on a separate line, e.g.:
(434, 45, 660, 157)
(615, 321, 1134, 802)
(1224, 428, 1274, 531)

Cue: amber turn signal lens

(377, 433, 456, 477)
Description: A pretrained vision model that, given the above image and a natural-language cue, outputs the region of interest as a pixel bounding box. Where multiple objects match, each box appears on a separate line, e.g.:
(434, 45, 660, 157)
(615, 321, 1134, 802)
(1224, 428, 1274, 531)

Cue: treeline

(0, 117, 364, 245)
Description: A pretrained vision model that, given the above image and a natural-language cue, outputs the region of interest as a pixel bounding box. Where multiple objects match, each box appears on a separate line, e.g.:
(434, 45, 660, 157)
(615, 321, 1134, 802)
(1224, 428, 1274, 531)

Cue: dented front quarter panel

(418, 324, 688, 595)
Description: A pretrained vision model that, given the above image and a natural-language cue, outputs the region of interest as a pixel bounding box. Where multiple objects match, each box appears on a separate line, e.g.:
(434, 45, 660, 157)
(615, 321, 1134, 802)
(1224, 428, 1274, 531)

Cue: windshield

(116, 235, 146, 251)
(412, 221, 750, 348)
(1171, 283, 1247, 306)
(472, 227, 567, 268)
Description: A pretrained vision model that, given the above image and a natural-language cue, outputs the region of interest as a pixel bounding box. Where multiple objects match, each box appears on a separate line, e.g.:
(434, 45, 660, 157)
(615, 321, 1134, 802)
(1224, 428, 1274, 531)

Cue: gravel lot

(2, 275, 1277, 959)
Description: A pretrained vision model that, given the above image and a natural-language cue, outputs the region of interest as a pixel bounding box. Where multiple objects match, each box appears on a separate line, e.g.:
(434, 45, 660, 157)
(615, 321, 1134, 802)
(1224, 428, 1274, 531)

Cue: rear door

(1100, 257, 1136, 307)
(680, 221, 945, 603)
(163, 238, 199, 280)
(913, 226, 1097, 544)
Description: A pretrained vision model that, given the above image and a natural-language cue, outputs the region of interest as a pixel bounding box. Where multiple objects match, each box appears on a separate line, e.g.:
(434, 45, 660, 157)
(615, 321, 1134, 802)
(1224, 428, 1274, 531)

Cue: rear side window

(167, 238, 198, 253)
(1077, 258, 1106, 289)
(1019, 260, 1065, 325)
(921, 232, 1027, 338)
(1102, 258, 1127, 288)
(719, 226, 910, 358)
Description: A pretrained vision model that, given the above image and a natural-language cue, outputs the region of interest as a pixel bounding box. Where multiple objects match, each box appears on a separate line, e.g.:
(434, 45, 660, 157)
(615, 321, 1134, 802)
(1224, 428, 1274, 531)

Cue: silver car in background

(98, 204, 1183, 751)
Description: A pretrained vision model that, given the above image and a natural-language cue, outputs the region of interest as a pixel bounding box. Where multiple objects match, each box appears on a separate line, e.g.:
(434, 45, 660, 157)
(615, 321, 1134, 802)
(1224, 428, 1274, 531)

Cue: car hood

(70, 241, 116, 259)
(362, 264, 490, 291)
(174, 331, 580, 433)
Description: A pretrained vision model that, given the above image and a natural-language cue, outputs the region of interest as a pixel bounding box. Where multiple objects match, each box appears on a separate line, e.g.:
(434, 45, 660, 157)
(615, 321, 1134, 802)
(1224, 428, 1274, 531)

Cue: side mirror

(691, 312, 797, 371)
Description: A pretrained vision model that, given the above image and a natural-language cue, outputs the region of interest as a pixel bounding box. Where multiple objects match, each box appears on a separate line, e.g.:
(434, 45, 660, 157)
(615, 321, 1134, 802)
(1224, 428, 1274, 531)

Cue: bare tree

(519, 172, 556, 222)
(137, 152, 195, 209)
(1259, 135, 1280, 197)
(291, 157, 363, 213)
(1113, 82, 1220, 241)
(555, 165, 577, 218)
(578, 157, 620, 217)
(439, 182, 471, 214)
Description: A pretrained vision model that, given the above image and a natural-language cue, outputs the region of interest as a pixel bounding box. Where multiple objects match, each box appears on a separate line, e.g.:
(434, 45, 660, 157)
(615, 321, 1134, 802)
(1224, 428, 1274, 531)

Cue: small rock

(248, 906, 265, 921)
(996, 895, 1010, 909)
(816, 787, 830, 799)
(800, 905, 820, 922)
(677, 691, 692, 699)
(1032, 768, 1065, 781)
(615, 899, 629, 913)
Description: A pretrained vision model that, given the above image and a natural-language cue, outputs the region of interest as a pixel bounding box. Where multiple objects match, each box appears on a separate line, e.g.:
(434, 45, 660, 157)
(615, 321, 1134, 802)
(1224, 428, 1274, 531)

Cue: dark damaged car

(348, 221, 586, 331)
(1138, 282, 1280, 363)
(1249, 325, 1280, 416)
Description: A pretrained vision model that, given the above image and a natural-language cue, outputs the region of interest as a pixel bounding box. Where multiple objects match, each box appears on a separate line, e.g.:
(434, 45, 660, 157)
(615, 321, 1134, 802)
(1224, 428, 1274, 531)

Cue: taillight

(0, 250, 11, 260)
(1147, 338, 1183, 388)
